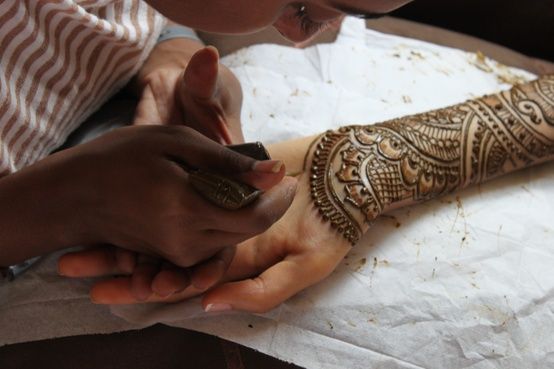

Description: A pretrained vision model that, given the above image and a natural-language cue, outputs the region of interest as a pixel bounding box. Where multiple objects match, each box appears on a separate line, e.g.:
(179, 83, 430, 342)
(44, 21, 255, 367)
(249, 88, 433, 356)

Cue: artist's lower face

(146, 0, 412, 43)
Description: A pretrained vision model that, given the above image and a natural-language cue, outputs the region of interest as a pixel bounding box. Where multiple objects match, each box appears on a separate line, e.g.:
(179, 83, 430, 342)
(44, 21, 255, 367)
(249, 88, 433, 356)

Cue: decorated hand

(133, 38, 244, 144)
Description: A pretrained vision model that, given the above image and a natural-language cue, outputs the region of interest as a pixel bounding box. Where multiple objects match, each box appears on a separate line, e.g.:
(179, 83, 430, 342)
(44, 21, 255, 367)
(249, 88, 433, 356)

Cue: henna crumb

(248, 324, 253, 328)
(410, 51, 425, 60)
(382, 214, 401, 228)
(354, 257, 367, 272)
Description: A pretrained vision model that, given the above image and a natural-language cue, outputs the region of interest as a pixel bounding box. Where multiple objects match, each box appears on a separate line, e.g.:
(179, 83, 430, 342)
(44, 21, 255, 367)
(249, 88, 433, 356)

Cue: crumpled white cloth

(2, 16, 553, 369)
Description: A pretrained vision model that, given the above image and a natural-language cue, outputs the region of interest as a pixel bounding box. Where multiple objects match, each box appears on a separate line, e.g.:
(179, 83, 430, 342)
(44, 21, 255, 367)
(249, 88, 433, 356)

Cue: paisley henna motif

(310, 75, 554, 245)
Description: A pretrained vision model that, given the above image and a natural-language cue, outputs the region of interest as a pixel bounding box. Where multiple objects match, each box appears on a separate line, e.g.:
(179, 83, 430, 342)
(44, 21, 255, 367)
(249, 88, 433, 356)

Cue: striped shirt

(0, 0, 165, 176)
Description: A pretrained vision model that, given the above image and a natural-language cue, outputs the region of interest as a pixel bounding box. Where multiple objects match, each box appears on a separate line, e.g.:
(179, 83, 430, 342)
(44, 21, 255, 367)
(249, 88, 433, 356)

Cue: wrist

(0, 151, 94, 265)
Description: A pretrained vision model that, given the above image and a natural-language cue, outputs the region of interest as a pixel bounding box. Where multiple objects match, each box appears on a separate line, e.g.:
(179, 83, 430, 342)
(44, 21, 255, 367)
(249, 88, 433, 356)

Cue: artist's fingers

(218, 237, 282, 282)
(88, 237, 270, 305)
(202, 250, 346, 314)
(131, 256, 160, 301)
(189, 245, 237, 290)
(58, 246, 136, 277)
(88, 240, 253, 305)
(90, 278, 188, 304)
(146, 244, 239, 300)
(151, 262, 191, 297)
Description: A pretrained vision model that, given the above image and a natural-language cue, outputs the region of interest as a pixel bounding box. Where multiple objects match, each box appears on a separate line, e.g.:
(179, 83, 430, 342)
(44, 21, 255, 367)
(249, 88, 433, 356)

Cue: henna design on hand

(310, 76, 554, 245)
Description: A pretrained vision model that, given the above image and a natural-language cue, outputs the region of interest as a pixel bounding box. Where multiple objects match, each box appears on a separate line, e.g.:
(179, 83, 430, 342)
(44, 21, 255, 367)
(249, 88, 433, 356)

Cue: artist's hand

(51, 125, 297, 300)
(58, 171, 351, 312)
(133, 38, 244, 144)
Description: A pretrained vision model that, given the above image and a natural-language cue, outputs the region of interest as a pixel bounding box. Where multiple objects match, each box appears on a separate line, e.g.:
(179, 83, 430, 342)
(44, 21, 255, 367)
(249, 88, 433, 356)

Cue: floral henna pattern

(310, 76, 554, 245)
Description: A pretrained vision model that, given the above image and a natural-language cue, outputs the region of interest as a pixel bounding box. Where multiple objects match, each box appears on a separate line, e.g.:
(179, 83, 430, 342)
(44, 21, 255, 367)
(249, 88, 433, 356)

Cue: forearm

(270, 75, 554, 244)
(0, 154, 86, 266)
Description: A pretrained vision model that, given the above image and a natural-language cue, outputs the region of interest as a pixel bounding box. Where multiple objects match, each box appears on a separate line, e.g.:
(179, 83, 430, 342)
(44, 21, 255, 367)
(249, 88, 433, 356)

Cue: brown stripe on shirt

(0, 0, 164, 173)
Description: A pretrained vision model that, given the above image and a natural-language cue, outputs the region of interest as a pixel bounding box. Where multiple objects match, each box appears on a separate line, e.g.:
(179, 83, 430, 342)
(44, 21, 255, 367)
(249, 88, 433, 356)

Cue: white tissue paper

(114, 18, 554, 369)
(2, 16, 553, 369)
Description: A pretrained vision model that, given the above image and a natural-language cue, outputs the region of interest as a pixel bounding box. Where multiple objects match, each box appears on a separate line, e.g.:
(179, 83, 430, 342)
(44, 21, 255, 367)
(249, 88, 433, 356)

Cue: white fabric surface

(2, 16, 553, 369)
(114, 18, 554, 368)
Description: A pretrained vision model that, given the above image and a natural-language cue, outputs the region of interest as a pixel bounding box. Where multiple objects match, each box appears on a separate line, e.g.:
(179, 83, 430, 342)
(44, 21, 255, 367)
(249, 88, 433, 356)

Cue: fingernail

(253, 160, 283, 174)
(204, 303, 233, 313)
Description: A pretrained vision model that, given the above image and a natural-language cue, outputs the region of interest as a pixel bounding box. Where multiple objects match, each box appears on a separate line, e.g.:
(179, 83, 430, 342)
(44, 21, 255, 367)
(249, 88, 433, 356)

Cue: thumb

(182, 46, 220, 100)
(164, 127, 286, 190)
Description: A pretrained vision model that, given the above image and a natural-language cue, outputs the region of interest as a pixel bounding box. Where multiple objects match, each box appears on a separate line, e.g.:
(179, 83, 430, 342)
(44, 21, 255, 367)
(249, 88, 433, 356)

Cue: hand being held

(58, 169, 351, 313)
